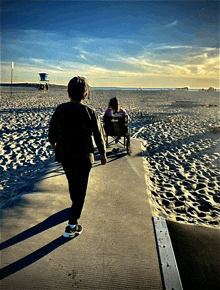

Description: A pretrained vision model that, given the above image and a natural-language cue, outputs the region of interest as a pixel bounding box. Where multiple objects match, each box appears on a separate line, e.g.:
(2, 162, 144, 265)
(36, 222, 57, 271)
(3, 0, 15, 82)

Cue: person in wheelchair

(103, 97, 130, 153)
(104, 97, 127, 118)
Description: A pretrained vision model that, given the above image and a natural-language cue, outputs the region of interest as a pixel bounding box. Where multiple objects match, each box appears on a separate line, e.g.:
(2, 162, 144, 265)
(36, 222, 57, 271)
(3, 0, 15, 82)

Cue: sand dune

(0, 87, 219, 228)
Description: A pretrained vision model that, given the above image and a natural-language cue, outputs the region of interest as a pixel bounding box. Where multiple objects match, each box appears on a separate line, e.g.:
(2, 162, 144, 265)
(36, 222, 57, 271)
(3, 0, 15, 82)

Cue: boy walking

(48, 76, 107, 238)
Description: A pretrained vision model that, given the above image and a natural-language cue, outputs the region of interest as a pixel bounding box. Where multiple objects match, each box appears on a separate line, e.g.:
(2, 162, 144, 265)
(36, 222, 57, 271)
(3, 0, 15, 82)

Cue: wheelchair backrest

(104, 115, 128, 136)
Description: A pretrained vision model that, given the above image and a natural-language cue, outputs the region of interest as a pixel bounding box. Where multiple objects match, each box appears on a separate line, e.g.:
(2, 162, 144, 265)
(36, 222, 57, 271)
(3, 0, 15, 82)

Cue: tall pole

(11, 62, 14, 96)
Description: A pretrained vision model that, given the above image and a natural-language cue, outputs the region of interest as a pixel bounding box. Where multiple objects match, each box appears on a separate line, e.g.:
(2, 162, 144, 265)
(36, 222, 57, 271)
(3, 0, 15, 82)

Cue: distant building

(199, 87, 216, 92)
(207, 87, 216, 92)
(175, 87, 189, 91)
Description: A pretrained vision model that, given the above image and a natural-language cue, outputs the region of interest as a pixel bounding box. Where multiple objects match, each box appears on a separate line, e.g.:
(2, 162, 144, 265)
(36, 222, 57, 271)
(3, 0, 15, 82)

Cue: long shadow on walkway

(0, 208, 70, 251)
(0, 208, 74, 280)
(0, 235, 73, 280)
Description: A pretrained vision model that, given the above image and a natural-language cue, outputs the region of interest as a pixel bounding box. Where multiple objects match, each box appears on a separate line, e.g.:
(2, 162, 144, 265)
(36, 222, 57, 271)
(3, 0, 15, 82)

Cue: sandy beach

(1, 85, 220, 289)
(1, 86, 219, 228)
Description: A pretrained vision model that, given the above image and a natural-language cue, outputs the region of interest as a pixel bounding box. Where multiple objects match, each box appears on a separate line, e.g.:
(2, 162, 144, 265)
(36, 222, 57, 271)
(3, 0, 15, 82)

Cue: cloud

(73, 47, 91, 55)
(154, 45, 193, 50)
(30, 58, 45, 64)
(106, 45, 219, 80)
(112, 55, 164, 70)
(165, 20, 178, 28)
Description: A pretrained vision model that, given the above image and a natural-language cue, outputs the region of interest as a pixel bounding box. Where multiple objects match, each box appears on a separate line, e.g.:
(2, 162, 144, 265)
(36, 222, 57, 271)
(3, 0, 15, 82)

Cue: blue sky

(1, 1, 219, 88)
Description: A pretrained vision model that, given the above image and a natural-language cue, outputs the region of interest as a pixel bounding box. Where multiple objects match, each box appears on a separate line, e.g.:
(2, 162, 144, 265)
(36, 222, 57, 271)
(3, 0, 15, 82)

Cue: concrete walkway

(0, 138, 163, 290)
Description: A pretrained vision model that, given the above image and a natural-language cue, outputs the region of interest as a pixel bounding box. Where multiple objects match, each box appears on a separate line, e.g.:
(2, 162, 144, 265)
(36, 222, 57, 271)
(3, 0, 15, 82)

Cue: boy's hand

(100, 155, 107, 165)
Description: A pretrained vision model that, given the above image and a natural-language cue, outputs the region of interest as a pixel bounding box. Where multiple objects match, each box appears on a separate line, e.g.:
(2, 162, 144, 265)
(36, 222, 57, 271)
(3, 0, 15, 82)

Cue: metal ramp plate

(153, 217, 183, 290)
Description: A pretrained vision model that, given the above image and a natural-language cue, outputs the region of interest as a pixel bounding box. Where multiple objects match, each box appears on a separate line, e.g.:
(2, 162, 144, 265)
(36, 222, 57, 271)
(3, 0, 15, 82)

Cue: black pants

(62, 161, 92, 225)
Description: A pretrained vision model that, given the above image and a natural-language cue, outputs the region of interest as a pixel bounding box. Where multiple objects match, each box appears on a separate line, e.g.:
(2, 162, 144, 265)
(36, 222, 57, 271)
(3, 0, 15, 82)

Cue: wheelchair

(103, 115, 131, 155)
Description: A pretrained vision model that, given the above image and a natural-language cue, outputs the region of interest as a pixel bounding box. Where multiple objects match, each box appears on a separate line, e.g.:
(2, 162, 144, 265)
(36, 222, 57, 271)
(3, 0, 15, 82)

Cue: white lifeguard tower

(39, 72, 49, 91)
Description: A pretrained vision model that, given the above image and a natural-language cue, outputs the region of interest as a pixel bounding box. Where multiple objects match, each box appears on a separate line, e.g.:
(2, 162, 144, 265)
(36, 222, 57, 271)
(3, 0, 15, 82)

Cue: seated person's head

(68, 76, 90, 102)
(108, 97, 120, 113)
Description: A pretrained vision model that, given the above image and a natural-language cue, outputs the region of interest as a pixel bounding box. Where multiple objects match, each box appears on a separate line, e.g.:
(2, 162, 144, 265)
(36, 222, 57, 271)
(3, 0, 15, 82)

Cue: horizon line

(1, 82, 219, 90)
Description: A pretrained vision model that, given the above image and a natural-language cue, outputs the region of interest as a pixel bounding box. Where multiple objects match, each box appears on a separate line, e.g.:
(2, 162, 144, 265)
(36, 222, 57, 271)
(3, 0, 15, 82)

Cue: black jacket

(48, 102, 106, 164)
